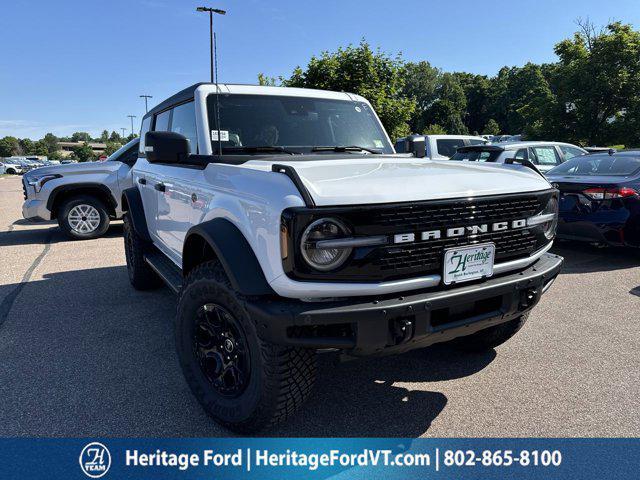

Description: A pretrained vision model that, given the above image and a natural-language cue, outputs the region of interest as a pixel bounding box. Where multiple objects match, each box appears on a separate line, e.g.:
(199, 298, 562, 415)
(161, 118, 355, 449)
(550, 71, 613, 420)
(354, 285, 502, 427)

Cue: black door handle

(138, 178, 146, 185)
(154, 183, 166, 192)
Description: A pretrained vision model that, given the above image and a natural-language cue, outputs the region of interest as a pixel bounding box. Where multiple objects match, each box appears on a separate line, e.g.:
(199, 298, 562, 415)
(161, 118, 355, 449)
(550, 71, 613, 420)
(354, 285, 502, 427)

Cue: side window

(170, 102, 198, 154)
(436, 139, 465, 158)
(531, 146, 560, 165)
(514, 149, 527, 160)
(138, 116, 151, 155)
(467, 139, 485, 146)
(560, 145, 585, 160)
(154, 109, 171, 131)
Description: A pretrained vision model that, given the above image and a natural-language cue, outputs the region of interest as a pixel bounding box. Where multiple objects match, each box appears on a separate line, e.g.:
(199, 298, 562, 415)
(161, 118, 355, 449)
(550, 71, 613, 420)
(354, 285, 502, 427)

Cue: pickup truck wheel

(123, 214, 162, 290)
(176, 261, 317, 433)
(57, 195, 110, 240)
(449, 313, 529, 352)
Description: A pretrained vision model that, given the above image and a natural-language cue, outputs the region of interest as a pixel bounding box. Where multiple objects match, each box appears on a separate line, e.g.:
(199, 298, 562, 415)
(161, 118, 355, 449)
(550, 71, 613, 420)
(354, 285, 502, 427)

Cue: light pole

(120, 128, 127, 139)
(196, 6, 226, 83)
(127, 115, 137, 137)
(140, 94, 153, 113)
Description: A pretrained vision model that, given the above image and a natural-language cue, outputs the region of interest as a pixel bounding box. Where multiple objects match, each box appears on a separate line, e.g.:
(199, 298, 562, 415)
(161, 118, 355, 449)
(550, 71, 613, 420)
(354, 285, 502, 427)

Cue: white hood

(244, 156, 552, 206)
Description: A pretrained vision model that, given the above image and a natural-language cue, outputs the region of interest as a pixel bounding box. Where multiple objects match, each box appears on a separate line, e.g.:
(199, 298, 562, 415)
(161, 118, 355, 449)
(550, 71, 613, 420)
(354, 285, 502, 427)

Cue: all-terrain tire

(123, 213, 162, 290)
(175, 260, 317, 433)
(450, 313, 530, 352)
(57, 194, 110, 240)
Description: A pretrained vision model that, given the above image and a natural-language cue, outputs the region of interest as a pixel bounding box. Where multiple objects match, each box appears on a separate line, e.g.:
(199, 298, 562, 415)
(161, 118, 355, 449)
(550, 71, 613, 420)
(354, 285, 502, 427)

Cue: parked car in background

(0, 159, 25, 175)
(584, 146, 616, 154)
(547, 150, 640, 248)
(395, 134, 487, 159)
(451, 141, 588, 174)
(22, 138, 139, 239)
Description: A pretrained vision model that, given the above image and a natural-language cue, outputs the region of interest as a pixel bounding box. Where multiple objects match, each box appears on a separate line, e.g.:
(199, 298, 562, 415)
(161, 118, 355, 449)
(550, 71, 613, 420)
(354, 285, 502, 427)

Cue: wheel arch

(48, 183, 117, 219)
(183, 219, 275, 296)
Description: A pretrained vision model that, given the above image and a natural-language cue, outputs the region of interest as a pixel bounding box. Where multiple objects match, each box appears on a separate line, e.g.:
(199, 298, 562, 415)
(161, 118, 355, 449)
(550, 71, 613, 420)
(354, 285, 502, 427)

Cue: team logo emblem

(79, 442, 111, 478)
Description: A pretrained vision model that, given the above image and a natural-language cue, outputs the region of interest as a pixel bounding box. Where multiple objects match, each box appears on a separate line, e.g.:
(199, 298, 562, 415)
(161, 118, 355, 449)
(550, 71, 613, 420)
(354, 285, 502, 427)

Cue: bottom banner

(1, 438, 637, 479)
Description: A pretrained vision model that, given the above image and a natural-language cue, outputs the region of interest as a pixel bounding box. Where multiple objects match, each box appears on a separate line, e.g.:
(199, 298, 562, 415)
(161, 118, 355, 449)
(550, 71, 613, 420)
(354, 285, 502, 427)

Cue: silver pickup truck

(21, 138, 139, 239)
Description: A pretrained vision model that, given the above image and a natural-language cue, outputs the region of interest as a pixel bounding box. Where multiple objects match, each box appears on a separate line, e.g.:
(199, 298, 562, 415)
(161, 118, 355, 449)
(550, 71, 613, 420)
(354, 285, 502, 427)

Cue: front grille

(376, 196, 541, 231)
(368, 195, 544, 277)
(284, 190, 553, 282)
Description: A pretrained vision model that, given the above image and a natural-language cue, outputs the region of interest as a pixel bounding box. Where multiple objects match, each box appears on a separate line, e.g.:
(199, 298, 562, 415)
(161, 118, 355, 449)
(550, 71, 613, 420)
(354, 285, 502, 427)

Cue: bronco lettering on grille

(393, 219, 528, 244)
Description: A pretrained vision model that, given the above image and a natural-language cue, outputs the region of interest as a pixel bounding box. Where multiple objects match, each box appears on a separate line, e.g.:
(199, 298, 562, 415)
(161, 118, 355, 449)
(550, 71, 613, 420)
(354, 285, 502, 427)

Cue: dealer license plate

(443, 243, 495, 285)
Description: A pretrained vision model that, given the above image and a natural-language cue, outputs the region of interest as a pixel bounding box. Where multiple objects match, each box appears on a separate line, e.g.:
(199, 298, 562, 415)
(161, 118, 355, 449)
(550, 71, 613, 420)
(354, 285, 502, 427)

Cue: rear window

(436, 139, 466, 158)
(451, 150, 501, 162)
(548, 155, 640, 176)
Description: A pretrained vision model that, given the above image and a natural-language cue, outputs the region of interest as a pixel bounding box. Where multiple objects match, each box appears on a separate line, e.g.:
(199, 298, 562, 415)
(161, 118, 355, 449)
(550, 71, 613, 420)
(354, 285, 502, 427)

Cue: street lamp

(140, 94, 153, 113)
(127, 115, 137, 137)
(196, 6, 226, 83)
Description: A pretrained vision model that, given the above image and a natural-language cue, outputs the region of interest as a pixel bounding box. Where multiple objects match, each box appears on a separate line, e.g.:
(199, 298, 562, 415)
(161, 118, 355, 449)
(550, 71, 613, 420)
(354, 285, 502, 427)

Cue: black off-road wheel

(449, 313, 530, 352)
(57, 195, 110, 240)
(175, 260, 317, 433)
(123, 214, 162, 290)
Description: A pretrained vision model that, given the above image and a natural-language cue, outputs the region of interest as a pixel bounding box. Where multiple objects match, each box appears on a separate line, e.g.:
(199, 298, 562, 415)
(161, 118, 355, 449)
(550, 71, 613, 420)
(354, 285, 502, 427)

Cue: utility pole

(127, 115, 137, 137)
(140, 94, 153, 113)
(196, 6, 226, 83)
(120, 128, 127, 139)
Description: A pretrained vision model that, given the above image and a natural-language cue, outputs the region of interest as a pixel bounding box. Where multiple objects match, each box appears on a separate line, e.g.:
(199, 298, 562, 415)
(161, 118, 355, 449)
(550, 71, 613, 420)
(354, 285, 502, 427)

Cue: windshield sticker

(211, 130, 229, 142)
(354, 106, 362, 112)
(373, 139, 384, 148)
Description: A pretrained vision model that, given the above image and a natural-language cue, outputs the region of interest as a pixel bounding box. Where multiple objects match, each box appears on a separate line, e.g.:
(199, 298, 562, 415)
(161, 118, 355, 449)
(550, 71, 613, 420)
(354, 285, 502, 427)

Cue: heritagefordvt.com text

(126, 449, 432, 472)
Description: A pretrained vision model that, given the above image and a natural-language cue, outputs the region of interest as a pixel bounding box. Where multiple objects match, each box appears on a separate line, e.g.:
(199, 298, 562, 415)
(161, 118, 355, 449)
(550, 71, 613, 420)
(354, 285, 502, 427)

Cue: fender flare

(121, 187, 152, 242)
(183, 219, 275, 296)
(46, 182, 117, 213)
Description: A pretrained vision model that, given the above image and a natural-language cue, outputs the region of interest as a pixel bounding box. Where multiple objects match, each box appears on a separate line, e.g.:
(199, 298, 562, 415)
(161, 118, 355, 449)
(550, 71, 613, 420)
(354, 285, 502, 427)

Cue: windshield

(107, 138, 138, 162)
(451, 150, 502, 162)
(206, 94, 393, 155)
(548, 155, 640, 176)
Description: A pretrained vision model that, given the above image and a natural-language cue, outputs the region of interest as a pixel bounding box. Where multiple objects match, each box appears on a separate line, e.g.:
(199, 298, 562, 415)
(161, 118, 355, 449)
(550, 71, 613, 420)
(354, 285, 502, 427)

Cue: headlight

(27, 174, 62, 192)
(527, 195, 558, 240)
(300, 218, 352, 271)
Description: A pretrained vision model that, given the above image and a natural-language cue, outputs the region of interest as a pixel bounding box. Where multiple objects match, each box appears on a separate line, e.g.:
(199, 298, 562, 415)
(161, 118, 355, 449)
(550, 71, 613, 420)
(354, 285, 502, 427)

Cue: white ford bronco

(122, 83, 563, 432)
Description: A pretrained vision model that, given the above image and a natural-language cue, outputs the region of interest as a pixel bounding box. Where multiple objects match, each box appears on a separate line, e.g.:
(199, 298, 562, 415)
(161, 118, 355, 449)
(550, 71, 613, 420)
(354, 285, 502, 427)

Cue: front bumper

(22, 198, 51, 221)
(249, 252, 563, 356)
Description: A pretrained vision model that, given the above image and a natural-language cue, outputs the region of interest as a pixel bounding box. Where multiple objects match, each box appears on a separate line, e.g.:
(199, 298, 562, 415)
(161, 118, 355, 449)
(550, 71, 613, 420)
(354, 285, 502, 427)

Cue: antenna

(214, 31, 222, 159)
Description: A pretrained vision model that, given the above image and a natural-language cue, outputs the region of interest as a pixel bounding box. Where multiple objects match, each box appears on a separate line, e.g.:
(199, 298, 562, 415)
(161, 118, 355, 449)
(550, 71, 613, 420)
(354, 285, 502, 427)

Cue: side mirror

(396, 134, 426, 158)
(145, 131, 190, 164)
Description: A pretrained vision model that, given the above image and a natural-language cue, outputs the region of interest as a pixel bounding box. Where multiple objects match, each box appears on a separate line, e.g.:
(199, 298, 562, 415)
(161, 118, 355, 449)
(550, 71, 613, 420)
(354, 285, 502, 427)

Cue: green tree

(402, 61, 441, 133)
(100, 130, 109, 143)
(453, 72, 492, 135)
(257, 73, 279, 86)
(0, 136, 21, 157)
(422, 124, 447, 135)
(103, 142, 122, 156)
(424, 73, 468, 134)
(283, 40, 415, 139)
(72, 142, 95, 162)
(71, 132, 91, 142)
(554, 21, 640, 144)
(41, 133, 60, 158)
(32, 140, 50, 156)
(483, 119, 500, 135)
(19, 138, 34, 155)
(109, 131, 122, 142)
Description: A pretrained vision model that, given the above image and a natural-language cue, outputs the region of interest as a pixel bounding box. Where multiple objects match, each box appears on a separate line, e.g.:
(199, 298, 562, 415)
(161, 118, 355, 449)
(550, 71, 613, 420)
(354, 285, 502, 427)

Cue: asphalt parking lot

(1, 174, 639, 437)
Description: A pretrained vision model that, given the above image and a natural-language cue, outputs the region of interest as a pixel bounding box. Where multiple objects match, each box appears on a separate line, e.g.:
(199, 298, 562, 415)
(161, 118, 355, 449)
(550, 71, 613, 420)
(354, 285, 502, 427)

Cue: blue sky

(1, 0, 638, 140)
